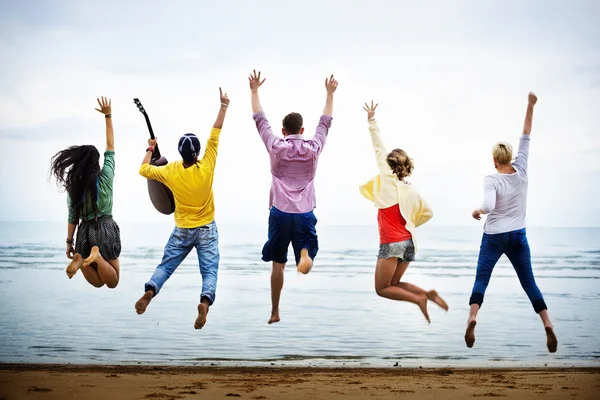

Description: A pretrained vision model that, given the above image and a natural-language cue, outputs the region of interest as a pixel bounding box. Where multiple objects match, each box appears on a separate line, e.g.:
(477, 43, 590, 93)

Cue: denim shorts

(378, 239, 415, 261)
(262, 206, 319, 265)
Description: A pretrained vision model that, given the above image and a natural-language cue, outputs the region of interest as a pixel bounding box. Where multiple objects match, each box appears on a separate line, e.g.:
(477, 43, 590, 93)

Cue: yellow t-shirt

(139, 128, 220, 228)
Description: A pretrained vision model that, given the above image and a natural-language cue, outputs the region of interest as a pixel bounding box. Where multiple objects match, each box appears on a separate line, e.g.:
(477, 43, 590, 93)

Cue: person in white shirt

(466, 92, 558, 353)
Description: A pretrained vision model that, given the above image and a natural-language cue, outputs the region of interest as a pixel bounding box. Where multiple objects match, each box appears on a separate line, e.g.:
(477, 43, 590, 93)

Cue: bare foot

(417, 294, 430, 323)
(427, 290, 449, 311)
(465, 319, 477, 348)
(135, 290, 153, 315)
(545, 326, 558, 353)
(194, 303, 208, 329)
(66, 254, 83, 279)
(297, 248, 313, 274)
(83, 246, 101, 268)
(268, 310, 280, 325)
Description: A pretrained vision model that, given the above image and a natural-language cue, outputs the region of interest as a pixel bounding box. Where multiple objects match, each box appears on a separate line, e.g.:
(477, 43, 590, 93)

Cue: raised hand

(148, 138, 157, 147)
(325, 75, 338, 95)
(220, 87, 230, 107)
(528, 91, 538, 106)
(249, 69, 266, 92)
(95, 96, 112, 115)
(363, 100, 379, 120)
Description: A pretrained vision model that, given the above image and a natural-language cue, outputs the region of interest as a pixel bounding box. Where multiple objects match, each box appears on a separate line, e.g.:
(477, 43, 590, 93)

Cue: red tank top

(377, 204, 412, 244)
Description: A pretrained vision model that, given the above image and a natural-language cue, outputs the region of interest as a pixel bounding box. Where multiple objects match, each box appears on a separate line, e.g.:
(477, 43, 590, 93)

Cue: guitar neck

(142, 112, 162, 160)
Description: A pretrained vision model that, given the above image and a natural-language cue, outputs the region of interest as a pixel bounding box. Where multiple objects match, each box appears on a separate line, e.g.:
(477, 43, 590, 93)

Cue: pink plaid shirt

(253, 111, 333, 213)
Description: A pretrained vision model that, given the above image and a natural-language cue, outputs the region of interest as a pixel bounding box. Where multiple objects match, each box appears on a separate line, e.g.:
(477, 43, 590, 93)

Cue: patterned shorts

(378, 238, 415, 261)
(75, 216, 121, 260)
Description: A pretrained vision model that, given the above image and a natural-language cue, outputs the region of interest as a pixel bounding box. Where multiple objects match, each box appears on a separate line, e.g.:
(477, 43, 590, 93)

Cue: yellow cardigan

(359, 120, 433, 252)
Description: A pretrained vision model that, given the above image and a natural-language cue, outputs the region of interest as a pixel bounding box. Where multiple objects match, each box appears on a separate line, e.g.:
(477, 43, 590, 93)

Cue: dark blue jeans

(470, 228, 547, 313)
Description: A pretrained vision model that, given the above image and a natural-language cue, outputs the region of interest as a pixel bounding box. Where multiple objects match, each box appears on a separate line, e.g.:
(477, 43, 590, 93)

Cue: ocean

(0, 222, 598, 368)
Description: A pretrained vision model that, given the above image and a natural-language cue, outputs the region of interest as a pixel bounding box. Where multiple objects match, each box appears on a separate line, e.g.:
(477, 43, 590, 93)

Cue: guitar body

(147, 156, 175, 215)
(134, 98, 175, 215)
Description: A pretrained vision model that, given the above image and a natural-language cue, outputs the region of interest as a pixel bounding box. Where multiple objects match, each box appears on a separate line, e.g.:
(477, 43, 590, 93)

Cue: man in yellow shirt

(134, 88, 230, 330)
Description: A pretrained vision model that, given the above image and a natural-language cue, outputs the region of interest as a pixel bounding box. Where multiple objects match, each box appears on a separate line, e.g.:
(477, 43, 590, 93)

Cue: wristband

(146, 146, 155, 153)
(66, 238, 74, 245)
(221, 103, 229, 107)
(369, 117, 376, 122)
(105, 114, 112, 118)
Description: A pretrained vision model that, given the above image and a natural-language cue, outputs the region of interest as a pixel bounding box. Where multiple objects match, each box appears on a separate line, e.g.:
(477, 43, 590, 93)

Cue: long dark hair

(50, 145, 101, 222)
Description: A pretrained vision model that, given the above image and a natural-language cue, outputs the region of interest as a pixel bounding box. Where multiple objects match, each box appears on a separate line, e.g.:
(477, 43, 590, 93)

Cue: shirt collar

(284, 134, 304, 141)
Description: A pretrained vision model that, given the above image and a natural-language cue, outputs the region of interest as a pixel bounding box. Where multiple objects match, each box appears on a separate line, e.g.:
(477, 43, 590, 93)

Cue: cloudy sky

(1, 0, 599, 227)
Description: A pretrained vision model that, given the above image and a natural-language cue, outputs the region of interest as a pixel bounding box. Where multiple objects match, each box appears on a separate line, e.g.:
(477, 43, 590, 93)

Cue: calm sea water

(0, 222, 598, 368)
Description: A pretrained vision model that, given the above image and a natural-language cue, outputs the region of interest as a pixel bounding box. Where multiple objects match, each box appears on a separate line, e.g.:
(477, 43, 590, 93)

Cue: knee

(106, 278, 119, 289)
(375, 283, 389, 297)
(92, 282, 105, 288)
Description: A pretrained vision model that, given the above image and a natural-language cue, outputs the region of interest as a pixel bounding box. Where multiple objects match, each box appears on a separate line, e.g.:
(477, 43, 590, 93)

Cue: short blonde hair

(387, 148, 414, 180)
(492, 141, 513, 165)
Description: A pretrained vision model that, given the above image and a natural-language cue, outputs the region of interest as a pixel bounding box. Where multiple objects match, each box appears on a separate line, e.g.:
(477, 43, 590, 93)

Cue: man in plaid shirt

(249, 69, 338, 324)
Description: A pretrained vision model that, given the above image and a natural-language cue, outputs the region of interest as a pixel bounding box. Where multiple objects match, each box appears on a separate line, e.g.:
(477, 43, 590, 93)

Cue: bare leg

(194, 298, 210, 329)
(269, 261, 285, 324)
(135, 290, 154, 314)
(83, 246, 119, 288)
(465, 303, 479, 348)
(297, 248, 313, 274)
(80, 264, 105, 288)
(391, 262, 448, 311)
(66, 253, 83, 279)
(375, 258, 430, 323)
(539, 309, 558, 353)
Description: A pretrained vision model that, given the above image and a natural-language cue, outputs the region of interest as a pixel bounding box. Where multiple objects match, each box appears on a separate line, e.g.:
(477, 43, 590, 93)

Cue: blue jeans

(470, 228, 547, 313)
(145, 221, 219, 305)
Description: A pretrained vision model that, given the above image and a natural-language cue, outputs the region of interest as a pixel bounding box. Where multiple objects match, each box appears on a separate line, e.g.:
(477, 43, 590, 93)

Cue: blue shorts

(262, 206, 319, 265)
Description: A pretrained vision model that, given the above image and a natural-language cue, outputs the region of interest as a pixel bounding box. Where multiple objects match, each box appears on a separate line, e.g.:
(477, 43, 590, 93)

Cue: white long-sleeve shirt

(480, 135, 530, 234)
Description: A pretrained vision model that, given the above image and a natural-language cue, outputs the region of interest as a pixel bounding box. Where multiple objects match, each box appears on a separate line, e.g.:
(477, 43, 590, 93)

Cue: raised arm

(363, 101, 391, 176)
(322, 75, 338, 117)
(249, 69, 266, 113)
(249, 69, 280, 151)
(212, 87, 230, 130)
(201, 88, 230, 168)
(522, 91, 537, 135)
(513, 91, 536, 174)
(139, 137, 168, 184)
(95, 97, 114, 151)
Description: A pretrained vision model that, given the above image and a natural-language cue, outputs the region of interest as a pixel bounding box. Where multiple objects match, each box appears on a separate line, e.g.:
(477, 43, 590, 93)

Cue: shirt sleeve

(415, 196, 434, 227)
(512, 134, 530, 175)
(139, 163, 169, 185)
(308, 115, 333, 154)
(67, 196, 77, 224)
(480, 176, 497, 214)
(101, 150, 115, 180)
(201, 128, 221, 171)
(253, 112, 282, 152)
(368, 120, 392, 178)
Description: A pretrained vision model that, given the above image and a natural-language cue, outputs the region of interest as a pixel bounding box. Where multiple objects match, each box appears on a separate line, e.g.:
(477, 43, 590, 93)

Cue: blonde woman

(466, 92, 558, 353)
(360, 101, 448, 323)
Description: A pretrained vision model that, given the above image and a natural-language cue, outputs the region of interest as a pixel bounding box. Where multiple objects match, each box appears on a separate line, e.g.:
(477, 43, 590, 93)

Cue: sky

(0, 0, 599, 227)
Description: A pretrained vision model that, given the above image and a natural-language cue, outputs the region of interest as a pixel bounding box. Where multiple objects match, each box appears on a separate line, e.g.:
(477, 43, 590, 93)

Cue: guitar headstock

(133, 98, 146, 114)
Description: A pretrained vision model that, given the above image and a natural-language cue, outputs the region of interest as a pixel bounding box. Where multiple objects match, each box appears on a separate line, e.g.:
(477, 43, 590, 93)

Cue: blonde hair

(387, 148, 414, 180)
(492, 141, 513, 165)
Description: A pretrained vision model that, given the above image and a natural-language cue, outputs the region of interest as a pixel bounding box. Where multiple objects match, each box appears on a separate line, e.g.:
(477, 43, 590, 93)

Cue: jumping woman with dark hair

(359, 101, 448, 323)
(50, 97, 120, 288)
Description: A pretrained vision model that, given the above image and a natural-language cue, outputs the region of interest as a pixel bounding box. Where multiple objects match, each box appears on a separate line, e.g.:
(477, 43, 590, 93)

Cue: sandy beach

(0, 364, 598, 399)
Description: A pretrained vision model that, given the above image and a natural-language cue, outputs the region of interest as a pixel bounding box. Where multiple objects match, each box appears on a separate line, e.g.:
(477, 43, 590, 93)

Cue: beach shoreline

(1, 364, 598, 399)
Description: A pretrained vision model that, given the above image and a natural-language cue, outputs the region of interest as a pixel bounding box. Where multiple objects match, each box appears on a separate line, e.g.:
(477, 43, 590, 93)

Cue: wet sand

(0, 364, 598, 399)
